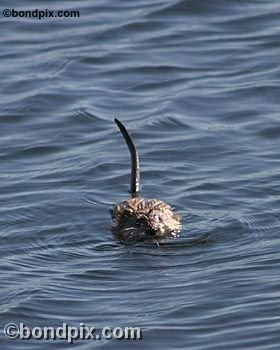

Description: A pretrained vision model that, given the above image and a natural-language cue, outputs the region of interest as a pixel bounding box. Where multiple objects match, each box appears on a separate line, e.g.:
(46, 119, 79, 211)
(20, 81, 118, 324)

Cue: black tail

(114, 118, 140, 197)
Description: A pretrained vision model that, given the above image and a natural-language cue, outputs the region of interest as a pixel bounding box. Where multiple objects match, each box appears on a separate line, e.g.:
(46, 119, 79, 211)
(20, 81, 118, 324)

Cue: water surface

(1, 0, 280, 349)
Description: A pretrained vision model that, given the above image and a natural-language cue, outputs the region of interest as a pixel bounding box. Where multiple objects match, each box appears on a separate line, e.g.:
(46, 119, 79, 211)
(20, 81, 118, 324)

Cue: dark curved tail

(114, 118, 140, 197)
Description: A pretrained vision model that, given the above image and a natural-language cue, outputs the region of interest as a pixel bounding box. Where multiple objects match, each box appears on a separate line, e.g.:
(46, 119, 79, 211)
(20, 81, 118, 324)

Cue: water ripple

(1, 0, 280, 349)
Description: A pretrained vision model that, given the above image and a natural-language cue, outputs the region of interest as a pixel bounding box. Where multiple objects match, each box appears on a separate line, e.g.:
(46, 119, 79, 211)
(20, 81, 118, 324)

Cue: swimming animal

(111, 118, 182, 242)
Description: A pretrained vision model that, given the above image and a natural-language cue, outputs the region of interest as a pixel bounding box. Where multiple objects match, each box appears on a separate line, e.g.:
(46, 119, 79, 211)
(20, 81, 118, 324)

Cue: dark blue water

(1, 0, 280, 349)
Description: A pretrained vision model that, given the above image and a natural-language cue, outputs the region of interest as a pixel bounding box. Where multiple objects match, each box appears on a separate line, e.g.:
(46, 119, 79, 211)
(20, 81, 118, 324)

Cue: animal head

(112, 198, 181, 241)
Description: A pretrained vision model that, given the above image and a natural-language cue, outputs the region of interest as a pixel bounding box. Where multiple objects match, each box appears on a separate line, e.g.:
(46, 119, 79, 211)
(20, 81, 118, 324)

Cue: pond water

(1, 0, 280, 349)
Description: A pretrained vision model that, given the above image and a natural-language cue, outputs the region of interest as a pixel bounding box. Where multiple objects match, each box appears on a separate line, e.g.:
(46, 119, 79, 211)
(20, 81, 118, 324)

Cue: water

(1, 0, 280, 348)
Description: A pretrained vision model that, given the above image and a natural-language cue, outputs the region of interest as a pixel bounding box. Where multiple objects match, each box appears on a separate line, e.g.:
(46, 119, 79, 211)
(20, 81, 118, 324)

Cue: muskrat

(111, 118, 182, 242)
